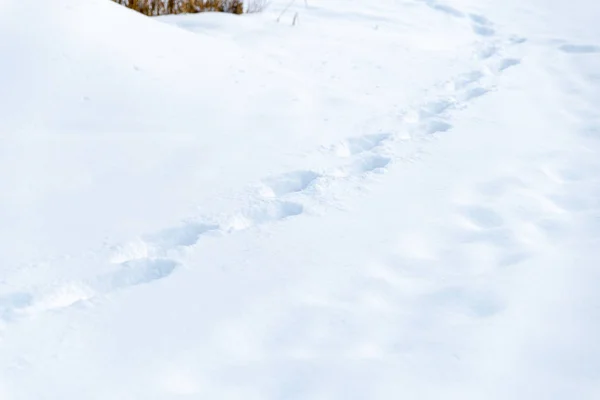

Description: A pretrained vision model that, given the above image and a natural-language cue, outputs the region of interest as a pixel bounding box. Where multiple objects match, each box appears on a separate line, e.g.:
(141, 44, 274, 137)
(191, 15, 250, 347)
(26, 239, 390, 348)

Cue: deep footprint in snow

(559, 44, 600, 54)
(422, 0, 465, 18)
(340, 154, 392, 176)
(462, 86, 489, 101)
(472, 24, 495, 37)
(25, 282, 95, 314)
(474, 42, 498, 59)
(27, 259, 181, 311)
(0, 292, 33, 321)
(226, 201, 304, 231)
(450, 70, 484, 90)
(497, 58, 521, 71)
(422, 119, 453, 135)
(469, 14, 492, 26)
(261, 170, 321, 197)
(334, 133, 392, 157)
(355, 154, 392, 174)
(420, 99, 455, 117)
(96, 258, 179, 292)
(145, 222, 220, 250)
(8, 200, 306, 313)
(509, 36, 527, 45)
(468, 13, 495, 36)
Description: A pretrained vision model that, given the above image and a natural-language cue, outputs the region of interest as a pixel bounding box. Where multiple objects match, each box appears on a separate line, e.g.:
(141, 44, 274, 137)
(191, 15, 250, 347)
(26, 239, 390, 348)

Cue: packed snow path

(1, 0, 599, 399)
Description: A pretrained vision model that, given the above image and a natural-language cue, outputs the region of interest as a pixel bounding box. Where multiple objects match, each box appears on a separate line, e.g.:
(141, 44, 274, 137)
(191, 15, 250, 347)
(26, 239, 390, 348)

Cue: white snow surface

(1, 0, 600, 398)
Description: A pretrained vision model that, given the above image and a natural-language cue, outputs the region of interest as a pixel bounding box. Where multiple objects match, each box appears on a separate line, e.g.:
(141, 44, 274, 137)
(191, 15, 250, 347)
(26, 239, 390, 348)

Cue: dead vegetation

(111, 0, 267, 16)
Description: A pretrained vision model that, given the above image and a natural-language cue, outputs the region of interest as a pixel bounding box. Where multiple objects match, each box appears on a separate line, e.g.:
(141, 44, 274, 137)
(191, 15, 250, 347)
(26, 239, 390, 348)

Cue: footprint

(97, 258, 179, 292)
(11, 259, 181, 316)
(475, 43, 498, 59)
(423, 1, 464, 18)
(459, 206, 504, 229)
(344, 155, 392, 175)
(146, 223, 220, 250)
(469, 14, 491, 26)
(333, 133, 391, 157)
(420, 99, 455, 117)
(262, 170, 321, 197)
(1, 258, 180, 318)
(405, 101, 453, 126)
(0, 292, 33, 321)
(462, 86, 489, 101)
(450, 70, 484, 89)
(472, 24, 495, 37)
(423, 119, 453, 135)
(509, 36, 527, 44)
(469, 14, 495, 36)
(559, 44, 600, 54)
(255, 201, 304, 221)
(497, 58, 521, 71)
(226, 201, 304, 231)
(3, 257, 180, 319)
(27, 282, 95, 313)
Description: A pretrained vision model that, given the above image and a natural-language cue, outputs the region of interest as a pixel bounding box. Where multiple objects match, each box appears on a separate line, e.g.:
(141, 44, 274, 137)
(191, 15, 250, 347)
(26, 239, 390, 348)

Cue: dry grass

(246, 0, 269, 13)
(111, 0, 268, 16)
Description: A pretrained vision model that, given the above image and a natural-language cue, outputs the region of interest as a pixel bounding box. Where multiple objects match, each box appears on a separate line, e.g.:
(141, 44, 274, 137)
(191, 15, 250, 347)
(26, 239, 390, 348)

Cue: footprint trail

(0, 1, 528, 323)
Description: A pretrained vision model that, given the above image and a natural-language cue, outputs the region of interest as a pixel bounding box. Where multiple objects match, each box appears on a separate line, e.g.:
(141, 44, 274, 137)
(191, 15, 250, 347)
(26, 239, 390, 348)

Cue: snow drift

(1, 0, 599, 398)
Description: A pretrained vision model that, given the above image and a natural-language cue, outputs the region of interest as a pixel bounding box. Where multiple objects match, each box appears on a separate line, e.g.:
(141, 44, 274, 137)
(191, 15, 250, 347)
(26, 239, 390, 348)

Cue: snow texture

(1, 0, 600, 398)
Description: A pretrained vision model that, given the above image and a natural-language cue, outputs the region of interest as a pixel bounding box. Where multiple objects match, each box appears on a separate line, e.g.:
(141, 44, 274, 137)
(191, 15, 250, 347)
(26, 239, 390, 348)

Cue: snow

(1, 0, 600, 398)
